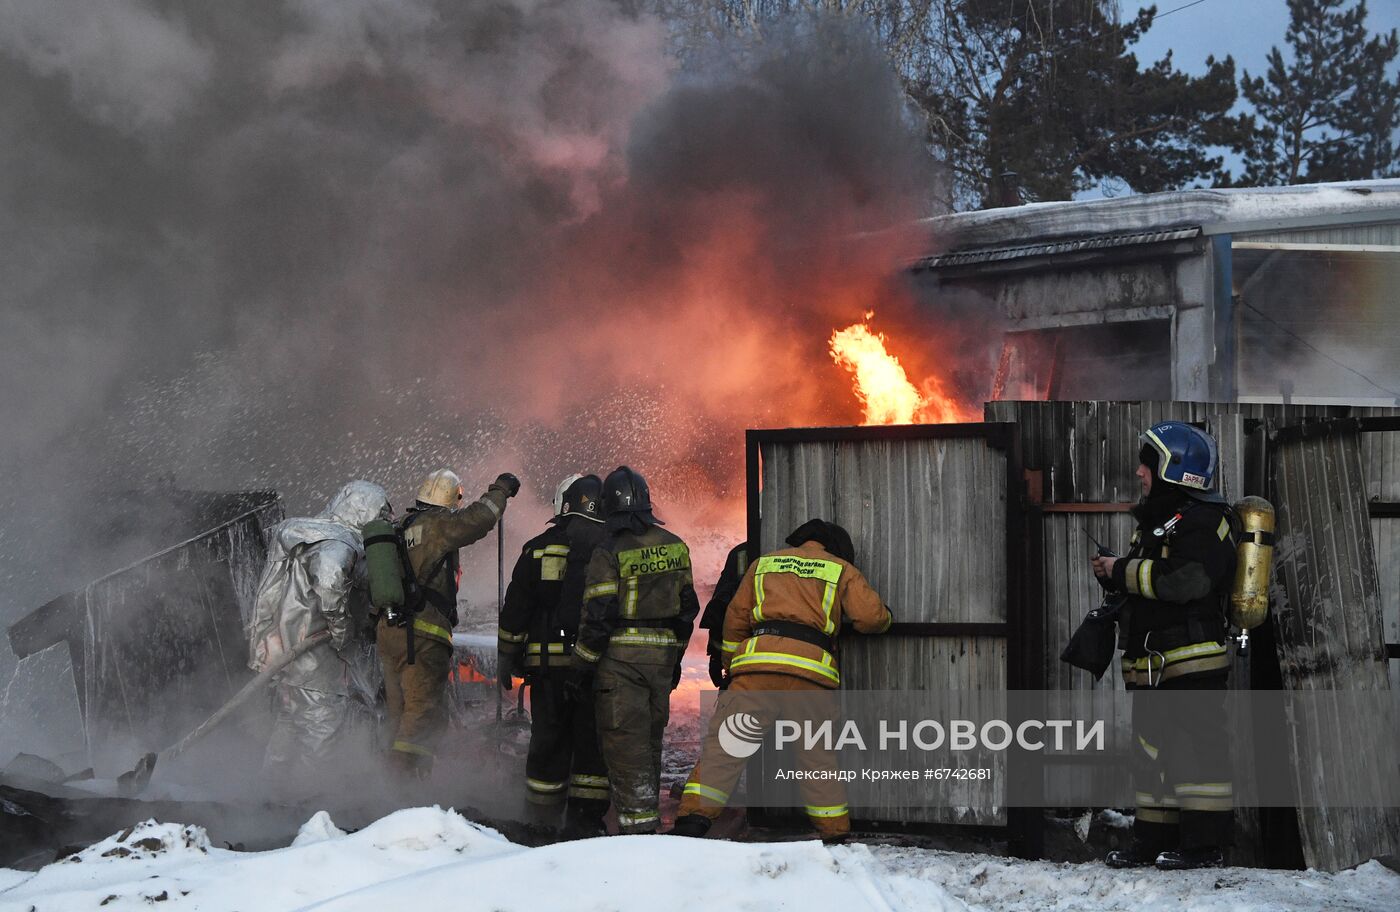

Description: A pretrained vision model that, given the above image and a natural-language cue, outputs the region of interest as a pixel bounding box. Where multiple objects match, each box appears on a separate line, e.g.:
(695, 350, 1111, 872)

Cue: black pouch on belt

(1060, 597, 1122, 681)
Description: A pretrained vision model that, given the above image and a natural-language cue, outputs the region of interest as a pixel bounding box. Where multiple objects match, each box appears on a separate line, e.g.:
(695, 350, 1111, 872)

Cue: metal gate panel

(1271, 420, 1400, 871)
(745, 424, 1031, 843)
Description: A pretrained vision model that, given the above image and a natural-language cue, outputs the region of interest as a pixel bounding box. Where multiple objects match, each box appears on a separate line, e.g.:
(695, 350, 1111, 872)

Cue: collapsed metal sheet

(6, 493, 282, 775)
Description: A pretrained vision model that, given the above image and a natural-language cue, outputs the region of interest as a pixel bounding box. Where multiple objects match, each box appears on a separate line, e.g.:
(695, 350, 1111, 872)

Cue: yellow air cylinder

(1230, 496, 1276, 630)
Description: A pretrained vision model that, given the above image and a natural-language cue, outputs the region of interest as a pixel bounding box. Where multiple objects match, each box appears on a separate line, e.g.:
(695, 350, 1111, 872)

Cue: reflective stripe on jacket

(721, 541, 891, 689)
(399, 485, 508, 644)
(1111, 496, 1237, 685)
(574, 523, 700, 666)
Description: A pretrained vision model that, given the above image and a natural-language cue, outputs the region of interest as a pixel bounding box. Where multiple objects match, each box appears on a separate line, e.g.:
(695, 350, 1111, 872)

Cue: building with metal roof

(909, 181, 1400, 405)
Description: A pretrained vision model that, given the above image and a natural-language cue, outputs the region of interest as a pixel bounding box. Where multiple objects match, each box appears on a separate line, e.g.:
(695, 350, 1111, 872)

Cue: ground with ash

(2, 807, 1396, 912)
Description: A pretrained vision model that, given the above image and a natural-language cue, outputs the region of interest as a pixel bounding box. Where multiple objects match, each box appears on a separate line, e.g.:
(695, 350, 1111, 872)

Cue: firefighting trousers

(526, 674, 609, 824)
(262, 684, 351, 790)
(378, 622, 453, 774)
(678, 672, 850, 838)
(594, 654, 674, 834)
(1129, 671, 1233, 852)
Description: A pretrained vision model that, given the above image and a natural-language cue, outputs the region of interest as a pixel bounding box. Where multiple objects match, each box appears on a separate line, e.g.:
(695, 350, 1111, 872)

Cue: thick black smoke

(0, 2, 941, 666)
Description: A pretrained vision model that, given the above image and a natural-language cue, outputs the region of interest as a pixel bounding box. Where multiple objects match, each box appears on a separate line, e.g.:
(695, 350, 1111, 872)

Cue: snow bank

(0, 807, 966, 912)
(5, 807, 1398, 912)
(0, 808, 517, 912)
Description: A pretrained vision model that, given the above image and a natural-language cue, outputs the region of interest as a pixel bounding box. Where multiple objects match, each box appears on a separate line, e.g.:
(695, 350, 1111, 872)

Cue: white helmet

(553, 474, 585, 517)
(416, 469, 463, 508)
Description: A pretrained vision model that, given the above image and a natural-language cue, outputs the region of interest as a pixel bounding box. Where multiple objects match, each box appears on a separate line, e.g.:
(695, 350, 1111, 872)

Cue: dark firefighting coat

(498, 515, 610, 817)
(1110, 493, 1239, 685)
(1110, 489, 1239, 852)
(498, 516, 607, 673)
(573, 523, 700, 667)
(699, 541, 750, 659)
(573, 521, 700, 834)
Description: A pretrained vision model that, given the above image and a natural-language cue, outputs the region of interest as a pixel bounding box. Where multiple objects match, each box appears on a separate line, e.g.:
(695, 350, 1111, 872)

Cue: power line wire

(1154, 0, 1212, 21)
(1240, 299, 1400, 400)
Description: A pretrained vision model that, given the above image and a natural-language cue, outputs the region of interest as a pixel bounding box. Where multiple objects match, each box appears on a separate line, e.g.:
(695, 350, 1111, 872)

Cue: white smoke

(0, 0, 212, 130)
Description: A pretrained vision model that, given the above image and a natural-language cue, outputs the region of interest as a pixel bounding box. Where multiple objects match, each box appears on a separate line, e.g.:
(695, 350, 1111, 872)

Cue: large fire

(829, 315, 973, 425)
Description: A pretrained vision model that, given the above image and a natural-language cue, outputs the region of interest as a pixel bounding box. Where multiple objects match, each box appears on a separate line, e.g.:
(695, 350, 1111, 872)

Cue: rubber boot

(668, 814, 712, 838)
(560, 807, 607, 841)
(1105, 843, 1158, 869)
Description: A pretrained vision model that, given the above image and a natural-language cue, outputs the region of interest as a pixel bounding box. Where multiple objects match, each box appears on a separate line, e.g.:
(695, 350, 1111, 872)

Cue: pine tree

(911, 1, 1251, 209)
(652, 2, 1251, 210)
(1238, 0, 1400, 185)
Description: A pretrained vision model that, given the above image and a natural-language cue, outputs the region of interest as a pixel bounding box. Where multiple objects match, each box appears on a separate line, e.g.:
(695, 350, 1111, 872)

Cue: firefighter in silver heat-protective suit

(248, 480, 392, 786)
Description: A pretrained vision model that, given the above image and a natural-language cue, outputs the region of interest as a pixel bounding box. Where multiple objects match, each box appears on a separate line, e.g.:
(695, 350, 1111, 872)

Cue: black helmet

(603, 466, 652, 515)
(785, 518, 856, 564)
(555, 474, 605, 524)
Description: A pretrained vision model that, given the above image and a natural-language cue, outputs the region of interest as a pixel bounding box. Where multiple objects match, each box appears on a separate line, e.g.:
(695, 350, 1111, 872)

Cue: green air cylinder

(363, 518, 406, 610)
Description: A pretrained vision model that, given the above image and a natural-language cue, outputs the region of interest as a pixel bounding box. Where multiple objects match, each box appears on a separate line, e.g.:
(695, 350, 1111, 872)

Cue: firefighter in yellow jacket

(378, 468, 519, 777)
(570, 466, 700, 834)
(672, 519, 892, 840)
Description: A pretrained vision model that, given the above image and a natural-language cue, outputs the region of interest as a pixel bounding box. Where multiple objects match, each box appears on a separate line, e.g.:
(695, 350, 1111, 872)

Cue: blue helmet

(1140, 421, 1218, 492)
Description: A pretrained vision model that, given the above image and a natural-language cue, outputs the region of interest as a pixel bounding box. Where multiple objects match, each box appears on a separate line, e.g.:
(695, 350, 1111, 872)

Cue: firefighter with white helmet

(378, 467, 519, 777)
(1095, 421, 1239, 870)
(498, 474, 610, 835)
(248, 480, 392, 790)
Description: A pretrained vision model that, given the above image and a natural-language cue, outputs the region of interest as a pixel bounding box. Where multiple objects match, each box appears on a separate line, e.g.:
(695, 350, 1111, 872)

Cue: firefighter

(569, 466, 700, 835)
(249, 480, 392, 789)
(672, 519, 892, 841)
(698, 542, 751, 688)
(498, 474, 610, 835)
(378, 468, 520, 777)
(1094, 422, 1238, 871)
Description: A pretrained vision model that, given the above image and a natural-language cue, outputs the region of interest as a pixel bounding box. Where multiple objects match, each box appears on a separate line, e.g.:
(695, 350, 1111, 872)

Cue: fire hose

(116, 630, 332, 797)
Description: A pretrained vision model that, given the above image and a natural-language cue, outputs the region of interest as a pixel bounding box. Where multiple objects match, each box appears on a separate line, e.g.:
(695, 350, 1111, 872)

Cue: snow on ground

(3, 807, 1398, 912)
(859, 846, 1400, 912)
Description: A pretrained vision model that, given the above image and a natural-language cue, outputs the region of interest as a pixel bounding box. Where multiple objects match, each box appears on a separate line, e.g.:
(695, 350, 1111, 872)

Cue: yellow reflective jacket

(721, 541, 891, 688)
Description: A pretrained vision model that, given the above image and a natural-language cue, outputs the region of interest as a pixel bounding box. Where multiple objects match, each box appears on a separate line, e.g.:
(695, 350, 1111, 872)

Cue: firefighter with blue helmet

(1094, 421, 1239, 870)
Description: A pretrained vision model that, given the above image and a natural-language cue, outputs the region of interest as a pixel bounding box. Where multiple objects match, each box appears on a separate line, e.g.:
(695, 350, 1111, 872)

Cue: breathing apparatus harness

(365, 511, 457, 665)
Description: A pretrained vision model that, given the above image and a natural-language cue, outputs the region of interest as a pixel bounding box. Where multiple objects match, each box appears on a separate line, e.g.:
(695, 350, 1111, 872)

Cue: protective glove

(707, 653, 726, 689)
(492, 473, 522, 498)
(670, 661, 683, 692)
(497, 650, 516, 691)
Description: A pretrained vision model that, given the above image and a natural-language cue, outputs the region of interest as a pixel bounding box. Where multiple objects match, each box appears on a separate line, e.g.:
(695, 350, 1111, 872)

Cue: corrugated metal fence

(987, 401, 1400, 871)
(746, 424, 1032, 844)
(749, 404, 1400, 868)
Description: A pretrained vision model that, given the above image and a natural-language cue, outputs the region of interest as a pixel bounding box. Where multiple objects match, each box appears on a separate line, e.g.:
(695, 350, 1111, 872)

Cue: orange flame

(829, 314, 975, 425)
(829, 316, 925, 425)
